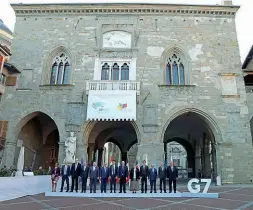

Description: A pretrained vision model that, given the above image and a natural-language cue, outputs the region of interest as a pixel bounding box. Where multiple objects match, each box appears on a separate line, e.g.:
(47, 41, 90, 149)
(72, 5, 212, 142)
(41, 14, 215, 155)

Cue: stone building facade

(0, 2, 252, 184)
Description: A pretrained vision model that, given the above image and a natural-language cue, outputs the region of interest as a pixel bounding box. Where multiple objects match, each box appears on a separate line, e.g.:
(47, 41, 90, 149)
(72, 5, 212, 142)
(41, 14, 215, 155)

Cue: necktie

(113, 166, 114, 175)
(105, 167, 106, 173)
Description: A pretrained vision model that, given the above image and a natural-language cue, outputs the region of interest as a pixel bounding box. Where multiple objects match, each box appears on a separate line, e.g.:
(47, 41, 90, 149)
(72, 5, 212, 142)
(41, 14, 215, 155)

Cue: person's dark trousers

(81, 177, 87, 192)
(110, 177, 116, 193)
(160, 178, 166, 193)
(101, 178, 107, 193)
(90, 178, 96, 193)
(60, 175, 69, 192)
(150, 180, 156, 193)
(119, 177, 126, 193)
(141, 177, 147, 193)
(71, 176, 78, 192)
(169, 179, 177, 193)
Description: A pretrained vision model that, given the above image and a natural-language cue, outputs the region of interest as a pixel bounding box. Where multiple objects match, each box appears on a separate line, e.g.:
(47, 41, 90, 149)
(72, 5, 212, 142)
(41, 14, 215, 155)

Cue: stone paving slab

(0, 186, 253, 210)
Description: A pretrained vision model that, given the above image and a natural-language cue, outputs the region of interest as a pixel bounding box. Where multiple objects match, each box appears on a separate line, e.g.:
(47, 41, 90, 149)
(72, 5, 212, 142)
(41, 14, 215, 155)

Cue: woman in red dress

(51, 162, 60, 192)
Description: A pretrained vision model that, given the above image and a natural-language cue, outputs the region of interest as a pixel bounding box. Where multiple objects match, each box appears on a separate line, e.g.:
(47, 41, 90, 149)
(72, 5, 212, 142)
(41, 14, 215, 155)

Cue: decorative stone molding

(218, 73, 240, 76)
(12, 4, 239, 17)
(65, 124, 81, 132)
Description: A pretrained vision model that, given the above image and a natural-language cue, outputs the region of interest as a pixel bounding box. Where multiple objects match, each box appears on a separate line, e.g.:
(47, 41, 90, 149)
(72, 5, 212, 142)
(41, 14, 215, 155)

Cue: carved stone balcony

(86, 81, 140, 95)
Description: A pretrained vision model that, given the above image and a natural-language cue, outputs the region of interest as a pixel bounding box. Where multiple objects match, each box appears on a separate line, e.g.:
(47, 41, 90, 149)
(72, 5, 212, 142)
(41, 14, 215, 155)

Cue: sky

(0, 0, 252, 63)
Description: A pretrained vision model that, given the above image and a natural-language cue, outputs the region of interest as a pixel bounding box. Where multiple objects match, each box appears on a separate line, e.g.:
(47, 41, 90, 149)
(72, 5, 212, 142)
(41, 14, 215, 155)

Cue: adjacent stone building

(0, 2, 252, 184)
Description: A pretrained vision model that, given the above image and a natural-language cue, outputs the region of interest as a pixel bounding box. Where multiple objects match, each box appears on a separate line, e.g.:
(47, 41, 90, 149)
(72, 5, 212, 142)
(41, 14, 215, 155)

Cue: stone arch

(160, 44, 192, 85)
(82, 120, 141, 145)
(105, 138, 123, 153)
(14, 111, 60, 170)
(164, 137, 195, 177)
(160, 105, 223, 145)
(42, 45, 74, 85)
(161, 105, 223, 178)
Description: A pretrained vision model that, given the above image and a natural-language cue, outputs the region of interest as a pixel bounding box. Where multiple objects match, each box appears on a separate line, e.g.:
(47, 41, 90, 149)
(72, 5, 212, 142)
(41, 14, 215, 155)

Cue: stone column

(1, 141, 16, 167)
(136, 143, 164, 167)
(58, 142, 65, 165)
(98, 148, 104, 167)
(88, 143, 95, 164)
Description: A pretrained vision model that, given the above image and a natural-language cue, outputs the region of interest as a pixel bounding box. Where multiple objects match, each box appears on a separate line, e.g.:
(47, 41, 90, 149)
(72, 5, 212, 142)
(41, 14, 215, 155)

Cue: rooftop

(0, 19, 13, 35)
(242, 46, 253, 69)
(11, 3, 239, 16)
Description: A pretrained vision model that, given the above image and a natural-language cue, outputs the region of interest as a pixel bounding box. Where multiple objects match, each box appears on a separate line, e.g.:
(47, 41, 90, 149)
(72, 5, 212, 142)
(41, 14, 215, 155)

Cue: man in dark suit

(158, 162, 167, 193)
(109, 160, 118, 193)
(140, 160, 149, 193)
(81, 161, 89, 193)
(118, 161, 128, 193)
(89, 162, 99, 193)
(149, 164, 157, 193)
(60, 160, 70, 192)
(167, 161, 178, 193)
(100, 163, 109, 193)
(70, 158, 81, 192)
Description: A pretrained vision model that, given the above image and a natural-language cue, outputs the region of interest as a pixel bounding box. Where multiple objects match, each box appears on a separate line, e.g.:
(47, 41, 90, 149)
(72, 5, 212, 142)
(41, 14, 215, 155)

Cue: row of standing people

(51, 159, 178, 193)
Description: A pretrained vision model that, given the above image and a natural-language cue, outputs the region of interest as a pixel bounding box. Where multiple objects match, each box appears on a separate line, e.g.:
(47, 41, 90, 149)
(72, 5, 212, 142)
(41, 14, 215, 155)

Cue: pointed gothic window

(50, 53, 71, 85)
(112, 63, 120, 80)
(121, 63, 129, 80)
(166, 54, 185, 85)
(101, 63, 110, 80)
(100, 62, 130, 81)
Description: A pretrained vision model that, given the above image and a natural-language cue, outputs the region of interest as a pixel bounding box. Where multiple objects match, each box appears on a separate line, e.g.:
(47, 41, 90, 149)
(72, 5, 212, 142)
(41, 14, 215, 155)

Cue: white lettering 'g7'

(187, 179, 212, 194)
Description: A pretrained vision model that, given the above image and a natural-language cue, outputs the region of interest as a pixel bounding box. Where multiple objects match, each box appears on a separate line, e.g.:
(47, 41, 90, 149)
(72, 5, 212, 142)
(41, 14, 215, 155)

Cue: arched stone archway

(164, 138, 195, 178)
(162, 110, 219, 180)
(85, 121, 139, 167)
(14, 112, 60, 170)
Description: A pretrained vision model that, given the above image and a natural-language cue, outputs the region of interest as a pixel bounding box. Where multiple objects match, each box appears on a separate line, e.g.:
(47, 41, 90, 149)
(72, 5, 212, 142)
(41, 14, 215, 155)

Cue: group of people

(51, 159, 178, 194)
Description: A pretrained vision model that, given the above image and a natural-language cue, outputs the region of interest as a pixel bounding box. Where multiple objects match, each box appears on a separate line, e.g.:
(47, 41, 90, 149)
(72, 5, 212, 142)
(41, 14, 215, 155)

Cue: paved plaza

(0, 185, 253, 210)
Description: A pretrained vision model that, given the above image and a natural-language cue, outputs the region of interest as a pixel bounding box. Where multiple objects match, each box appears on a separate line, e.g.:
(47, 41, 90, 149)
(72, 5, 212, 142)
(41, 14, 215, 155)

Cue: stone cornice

(11, 3, 239, 17)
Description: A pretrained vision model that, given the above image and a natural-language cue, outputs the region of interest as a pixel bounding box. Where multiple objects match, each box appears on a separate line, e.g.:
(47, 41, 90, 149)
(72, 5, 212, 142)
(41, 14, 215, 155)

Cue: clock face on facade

(103, 31, 132, 48)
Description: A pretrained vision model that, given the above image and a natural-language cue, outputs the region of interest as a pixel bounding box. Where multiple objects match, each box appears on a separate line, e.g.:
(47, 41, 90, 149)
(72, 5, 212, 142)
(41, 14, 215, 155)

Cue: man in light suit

(149, 164, 157, 193)
(158, 162, 167, 193)
(81, 161, 89, 193)
(70, 158, 81, 192)
(167, 161, 178, 193)
(60, 160, 70, 192)
(89, 162, 99, 193)
(118, 161, 128, 193)
(100, 163, 109, 193)
(109, 160, 118, 193)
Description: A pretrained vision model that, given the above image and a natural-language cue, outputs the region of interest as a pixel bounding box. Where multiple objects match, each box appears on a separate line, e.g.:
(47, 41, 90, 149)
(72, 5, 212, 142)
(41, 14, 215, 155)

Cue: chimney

(223, 0, 233, 5)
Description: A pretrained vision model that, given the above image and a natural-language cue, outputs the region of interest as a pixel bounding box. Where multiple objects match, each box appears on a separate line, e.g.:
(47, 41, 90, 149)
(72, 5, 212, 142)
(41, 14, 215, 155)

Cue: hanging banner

(87, 90, 136, 121)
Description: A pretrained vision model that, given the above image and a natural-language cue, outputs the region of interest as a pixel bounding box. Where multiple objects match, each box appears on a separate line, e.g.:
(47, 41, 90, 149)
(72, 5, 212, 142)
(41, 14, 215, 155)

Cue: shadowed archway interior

(87, 121, 138, 167)
(15, 112, 59, 171)
(163, 111, 217, 179)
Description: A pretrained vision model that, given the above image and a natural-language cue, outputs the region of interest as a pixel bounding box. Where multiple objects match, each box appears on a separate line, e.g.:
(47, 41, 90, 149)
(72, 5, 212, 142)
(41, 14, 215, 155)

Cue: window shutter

(6, 76, 17, 86)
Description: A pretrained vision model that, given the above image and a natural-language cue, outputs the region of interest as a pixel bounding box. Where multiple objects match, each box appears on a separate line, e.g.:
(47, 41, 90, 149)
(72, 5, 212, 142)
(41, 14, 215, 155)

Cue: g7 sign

(187, 179, 212, 193)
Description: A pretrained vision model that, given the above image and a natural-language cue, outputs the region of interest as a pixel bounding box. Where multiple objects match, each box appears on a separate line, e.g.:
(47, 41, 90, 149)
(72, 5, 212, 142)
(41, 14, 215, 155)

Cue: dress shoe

(174, 191, 176, 193)
(60, 190, 63, 192)
(154, 191, 157, 193)
(66, 190, 69, 192)
(150, 191, 152, 193)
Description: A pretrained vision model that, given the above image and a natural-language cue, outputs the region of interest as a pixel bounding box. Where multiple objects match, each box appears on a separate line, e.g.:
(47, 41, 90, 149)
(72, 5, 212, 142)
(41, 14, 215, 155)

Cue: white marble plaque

(221, 76, 237, 95)
(103, 31, 131, 48)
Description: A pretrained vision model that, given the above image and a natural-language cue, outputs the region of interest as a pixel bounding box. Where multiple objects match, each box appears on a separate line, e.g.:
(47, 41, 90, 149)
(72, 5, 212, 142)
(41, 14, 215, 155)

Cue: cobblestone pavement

(0, 186, 253, 210)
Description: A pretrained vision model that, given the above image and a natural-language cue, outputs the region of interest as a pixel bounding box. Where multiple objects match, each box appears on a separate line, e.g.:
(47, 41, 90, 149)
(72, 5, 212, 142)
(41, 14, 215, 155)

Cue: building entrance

(163, 111, 217, 180)
(15, 111, 59, 171)
(86, 121, 138, 167)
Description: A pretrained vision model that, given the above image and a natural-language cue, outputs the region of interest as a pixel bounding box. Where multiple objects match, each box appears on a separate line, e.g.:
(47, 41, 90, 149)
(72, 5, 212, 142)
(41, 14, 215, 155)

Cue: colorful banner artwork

(87, 90, 136, 121)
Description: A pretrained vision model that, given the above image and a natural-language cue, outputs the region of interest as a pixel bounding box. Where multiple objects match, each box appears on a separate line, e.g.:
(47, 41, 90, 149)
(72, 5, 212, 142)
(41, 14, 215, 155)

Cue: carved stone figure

(103, 31, 131, 48)
(64, 132, 77, 164)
